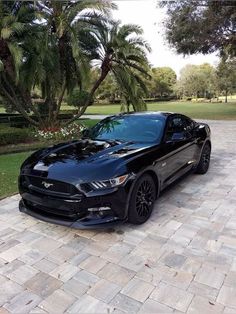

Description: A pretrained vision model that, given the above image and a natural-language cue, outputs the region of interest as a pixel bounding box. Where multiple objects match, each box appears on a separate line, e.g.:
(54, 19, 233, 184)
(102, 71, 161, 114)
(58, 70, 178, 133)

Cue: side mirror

(171, 132, 185, 141)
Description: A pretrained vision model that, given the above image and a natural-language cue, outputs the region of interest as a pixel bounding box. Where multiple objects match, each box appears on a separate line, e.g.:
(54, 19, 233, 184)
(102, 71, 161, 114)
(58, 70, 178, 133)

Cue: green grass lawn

(84, 101, 236, 120)
(81, 119, 100, 127)
(1, 101, 236, 119)
(0, 152, 31, 199)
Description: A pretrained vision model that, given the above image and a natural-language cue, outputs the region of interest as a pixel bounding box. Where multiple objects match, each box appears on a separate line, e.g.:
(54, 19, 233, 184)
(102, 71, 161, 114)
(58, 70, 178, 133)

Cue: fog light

(87, 207, 111, 212)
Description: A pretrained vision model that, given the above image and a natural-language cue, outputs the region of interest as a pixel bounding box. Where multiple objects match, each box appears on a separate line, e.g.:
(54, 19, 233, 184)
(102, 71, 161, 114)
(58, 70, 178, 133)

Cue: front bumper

(19, 185, 129, 229)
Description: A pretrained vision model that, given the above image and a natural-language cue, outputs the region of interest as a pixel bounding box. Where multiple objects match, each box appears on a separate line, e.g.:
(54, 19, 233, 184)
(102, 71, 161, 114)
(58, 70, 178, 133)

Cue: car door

(158, 114, 196, 186)
(182, 115, 199, 164)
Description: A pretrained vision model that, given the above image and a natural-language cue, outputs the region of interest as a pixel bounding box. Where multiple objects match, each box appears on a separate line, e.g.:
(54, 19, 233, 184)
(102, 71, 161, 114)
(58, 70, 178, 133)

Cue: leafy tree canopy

(148, 67, 176, 97)
(215, 58, 236, 102)
(0, 0, 150, 128)
(160, 0, 236, 58)
(175, 63, 216, 98)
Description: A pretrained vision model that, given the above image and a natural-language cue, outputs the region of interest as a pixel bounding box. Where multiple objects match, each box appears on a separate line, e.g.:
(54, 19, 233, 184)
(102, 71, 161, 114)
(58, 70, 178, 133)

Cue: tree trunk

(0, 75, 40, 126)
(64, 72, 108, 125)
(64, 55, 112, 126)
(225, 89, 228, 103)
(55, 81, 66, 118)
(0, 84, 39, 126)
(0, 38, 43, 127)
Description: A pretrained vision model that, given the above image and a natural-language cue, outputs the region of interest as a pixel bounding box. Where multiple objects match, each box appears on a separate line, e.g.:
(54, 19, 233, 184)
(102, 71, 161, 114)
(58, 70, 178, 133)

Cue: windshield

(87, 115, 165, 143)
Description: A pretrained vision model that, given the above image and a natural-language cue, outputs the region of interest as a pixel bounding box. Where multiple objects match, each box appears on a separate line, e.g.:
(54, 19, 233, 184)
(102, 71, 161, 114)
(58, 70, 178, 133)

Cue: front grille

(21, 175, 79, 196)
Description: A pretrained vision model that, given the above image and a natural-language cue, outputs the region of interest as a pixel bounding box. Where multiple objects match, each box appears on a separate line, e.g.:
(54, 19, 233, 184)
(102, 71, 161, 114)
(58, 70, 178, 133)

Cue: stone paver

(62, 278, 89, 298)
(187, 295, 224, 314)
(97, 263, 135, 286)
(79, 255, 107, 274)
(0, 280, 24, 306)
(138, 299, 174, 313)
(24, 272, 62, 298)
(67, 294, 113, 313)
(87, 278, 121, 302)
(73, 269, 99, 286)
(4, 291, 41, 313)
(7, 264, 39, 285)
(163, 252, 187, 268)
(38, 289, 75, 313)
(110, 293, 142, 313)
(121, 278, 155, 302)
(50, 262, 78, 282)
(150, 282, 194, 312)
(194, 265, 225, 289)
(217, 285, 236, 309)
(1, 120, 236, 313)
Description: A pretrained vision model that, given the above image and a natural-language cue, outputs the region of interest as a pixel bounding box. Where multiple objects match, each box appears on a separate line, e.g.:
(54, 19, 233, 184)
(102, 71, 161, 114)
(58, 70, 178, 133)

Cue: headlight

(91, 174, 129, 189)
(80, 174, 129, 191)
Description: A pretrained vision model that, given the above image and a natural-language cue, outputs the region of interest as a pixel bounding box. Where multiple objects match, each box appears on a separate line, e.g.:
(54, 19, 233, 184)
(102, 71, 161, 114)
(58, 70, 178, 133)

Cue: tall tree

(0, 0, 115, 127)
(34, 0, 116, 122)
(148, 67, 176, 97)
(115, 67, 149, 112)
(176, 63, 216, 98)
(95, 71, 119, 102)
(216, 59, 236, 102)
(94, 69, 149, 112)
(160, 1, 236, 58)
(66, 22, 151, 124)
(0, 1, 44, 126)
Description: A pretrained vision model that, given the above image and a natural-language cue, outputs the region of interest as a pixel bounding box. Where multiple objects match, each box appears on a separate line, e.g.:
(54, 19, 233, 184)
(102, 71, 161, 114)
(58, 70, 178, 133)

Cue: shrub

(34, 122, 85, 141)
(67, 89, 94, 108)
(0, 126, 34, 146)
(36, 101, 49, 115)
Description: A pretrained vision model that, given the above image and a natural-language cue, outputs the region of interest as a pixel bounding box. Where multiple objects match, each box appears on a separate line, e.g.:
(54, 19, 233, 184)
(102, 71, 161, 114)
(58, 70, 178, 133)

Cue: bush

(35, 100, 49, 115)
(34, 122, 85, 141)
(0, 126, 34, 146)
(67, 89, 94, 108)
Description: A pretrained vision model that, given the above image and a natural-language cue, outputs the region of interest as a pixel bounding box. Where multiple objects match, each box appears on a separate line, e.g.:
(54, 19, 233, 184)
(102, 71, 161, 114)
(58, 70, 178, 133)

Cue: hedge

(0, 112, 75, 128)
(0, 126, 35, 146)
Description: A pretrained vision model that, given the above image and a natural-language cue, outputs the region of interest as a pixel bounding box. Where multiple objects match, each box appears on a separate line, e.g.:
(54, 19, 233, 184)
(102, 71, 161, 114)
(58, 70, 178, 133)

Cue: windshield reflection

(87, 115, 165, 144)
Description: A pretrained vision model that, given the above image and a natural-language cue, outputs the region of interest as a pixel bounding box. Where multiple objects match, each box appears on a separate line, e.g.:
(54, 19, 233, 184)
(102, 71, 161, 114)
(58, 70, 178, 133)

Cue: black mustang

(19, 112, 211, 228)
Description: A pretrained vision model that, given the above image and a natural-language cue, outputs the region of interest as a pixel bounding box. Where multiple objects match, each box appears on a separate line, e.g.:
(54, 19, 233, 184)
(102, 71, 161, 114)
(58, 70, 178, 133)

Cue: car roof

(110, 111, 174, 120)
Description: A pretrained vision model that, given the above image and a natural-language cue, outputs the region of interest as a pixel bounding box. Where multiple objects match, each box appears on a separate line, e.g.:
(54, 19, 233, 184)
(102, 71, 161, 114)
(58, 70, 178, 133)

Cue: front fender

(124, 166, 161, 218)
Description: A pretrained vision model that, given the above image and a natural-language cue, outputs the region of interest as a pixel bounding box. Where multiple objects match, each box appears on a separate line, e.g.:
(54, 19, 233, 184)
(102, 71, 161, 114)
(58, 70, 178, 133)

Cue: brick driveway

(0, 120, 236, 313)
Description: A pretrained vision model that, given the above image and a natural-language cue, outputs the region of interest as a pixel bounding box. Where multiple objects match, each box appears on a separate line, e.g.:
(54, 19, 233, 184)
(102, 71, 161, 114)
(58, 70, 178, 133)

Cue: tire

(128, 174, 156, 224)
(195, 142, 211, 174)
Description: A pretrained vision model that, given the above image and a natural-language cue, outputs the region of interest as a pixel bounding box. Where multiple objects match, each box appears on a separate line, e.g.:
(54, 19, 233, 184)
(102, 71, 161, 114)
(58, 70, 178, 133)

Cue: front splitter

(19, 199, 124, 229)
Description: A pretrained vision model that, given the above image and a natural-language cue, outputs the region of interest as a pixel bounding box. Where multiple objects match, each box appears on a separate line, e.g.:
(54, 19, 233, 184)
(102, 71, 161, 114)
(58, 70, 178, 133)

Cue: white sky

(113, 0, 219, 76)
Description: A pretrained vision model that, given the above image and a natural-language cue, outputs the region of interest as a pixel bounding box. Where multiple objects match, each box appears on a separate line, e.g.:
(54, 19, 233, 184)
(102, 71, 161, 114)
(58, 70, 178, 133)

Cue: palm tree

(0, 1, 44, 126)
(34, 0, 116, 123)
(0, 0, 116, 128)
(0, 1, 150, 128)
(65, 21, 151, 125)
(114, 67, 149, 112)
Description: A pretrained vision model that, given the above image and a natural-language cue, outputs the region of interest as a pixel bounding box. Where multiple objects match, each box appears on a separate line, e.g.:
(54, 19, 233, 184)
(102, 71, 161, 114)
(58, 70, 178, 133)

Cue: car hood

(21, 139, 154, 184)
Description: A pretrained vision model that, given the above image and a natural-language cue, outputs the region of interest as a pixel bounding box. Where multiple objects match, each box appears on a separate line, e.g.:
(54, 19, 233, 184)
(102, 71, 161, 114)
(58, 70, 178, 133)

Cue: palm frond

(118, 24, 143, 39)
(0, 59, 3, 72)
(1, 27, 12, 39)
(7, 42, 23, 81)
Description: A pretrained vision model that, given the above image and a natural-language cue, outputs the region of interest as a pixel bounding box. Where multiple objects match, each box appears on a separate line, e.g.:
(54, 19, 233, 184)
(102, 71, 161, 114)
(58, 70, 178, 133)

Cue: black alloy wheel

(195, 142, 211, 174)
(128, 174, 156, 224)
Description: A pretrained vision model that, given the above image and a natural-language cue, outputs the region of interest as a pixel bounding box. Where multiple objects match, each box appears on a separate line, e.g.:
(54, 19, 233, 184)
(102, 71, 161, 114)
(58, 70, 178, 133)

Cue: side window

(184, 117, 195, 131)
(166, 116, 185, 140)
